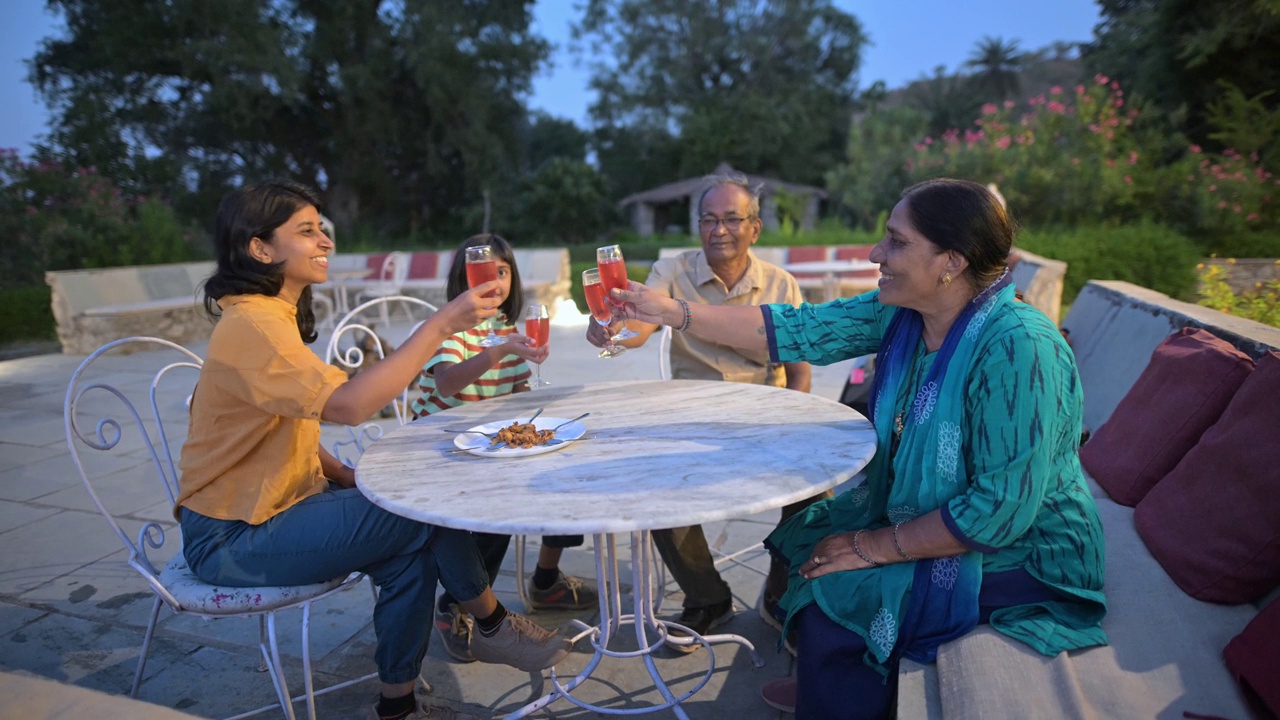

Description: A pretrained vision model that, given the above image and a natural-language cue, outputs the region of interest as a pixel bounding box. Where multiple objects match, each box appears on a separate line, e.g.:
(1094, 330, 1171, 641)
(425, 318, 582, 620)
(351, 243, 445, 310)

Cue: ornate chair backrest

(64, 337, 203, 610)
(323, 295, 438, 464)
(370, 251, 410, 292)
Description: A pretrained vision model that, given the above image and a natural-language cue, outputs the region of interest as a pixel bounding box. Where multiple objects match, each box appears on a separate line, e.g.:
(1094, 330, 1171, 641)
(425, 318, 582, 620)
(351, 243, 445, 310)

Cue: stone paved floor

(0, 302, 859, 718)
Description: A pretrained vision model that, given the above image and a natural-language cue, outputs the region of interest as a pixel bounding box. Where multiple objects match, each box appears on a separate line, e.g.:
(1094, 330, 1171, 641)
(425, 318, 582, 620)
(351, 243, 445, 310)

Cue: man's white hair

(698, 171, 762, 218)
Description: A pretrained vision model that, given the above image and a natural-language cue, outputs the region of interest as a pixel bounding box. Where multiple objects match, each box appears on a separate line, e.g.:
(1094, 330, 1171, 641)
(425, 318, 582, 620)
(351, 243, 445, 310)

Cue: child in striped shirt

(409, 233, 597, 664)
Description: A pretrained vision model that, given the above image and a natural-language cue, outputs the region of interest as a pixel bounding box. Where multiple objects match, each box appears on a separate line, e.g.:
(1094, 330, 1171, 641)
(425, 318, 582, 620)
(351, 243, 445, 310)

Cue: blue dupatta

(767, 271, 1015, 671)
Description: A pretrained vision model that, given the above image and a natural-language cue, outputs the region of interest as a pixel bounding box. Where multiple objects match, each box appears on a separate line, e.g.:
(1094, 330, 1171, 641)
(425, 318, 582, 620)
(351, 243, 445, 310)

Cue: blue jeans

(180, 486, 489, 684)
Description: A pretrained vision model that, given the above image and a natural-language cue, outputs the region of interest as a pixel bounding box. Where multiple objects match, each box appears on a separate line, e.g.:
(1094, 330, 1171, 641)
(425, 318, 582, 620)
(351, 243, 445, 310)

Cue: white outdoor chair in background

(322, 295, 438, 466)
(353, 252, 411, 328)
(65, 337, 376, 720)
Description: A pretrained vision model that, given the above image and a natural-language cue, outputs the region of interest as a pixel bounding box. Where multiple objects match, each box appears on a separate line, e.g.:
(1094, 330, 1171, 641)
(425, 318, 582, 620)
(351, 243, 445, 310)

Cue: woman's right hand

(609, 281, 681, 326)
(436, 281, 501, 335)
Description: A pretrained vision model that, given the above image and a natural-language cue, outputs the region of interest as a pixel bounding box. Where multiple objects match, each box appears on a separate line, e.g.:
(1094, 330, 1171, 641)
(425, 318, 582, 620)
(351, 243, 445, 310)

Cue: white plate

(453, 417, 587, 458)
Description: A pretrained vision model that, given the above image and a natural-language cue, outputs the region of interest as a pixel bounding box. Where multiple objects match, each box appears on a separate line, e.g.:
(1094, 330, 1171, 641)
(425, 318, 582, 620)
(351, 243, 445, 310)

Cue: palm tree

(966, 36, 1025, 101)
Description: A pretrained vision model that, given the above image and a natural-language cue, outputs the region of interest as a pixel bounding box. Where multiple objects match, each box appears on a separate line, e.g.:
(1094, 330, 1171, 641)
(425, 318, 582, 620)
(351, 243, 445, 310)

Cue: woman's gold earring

(943, 273, 953, 286)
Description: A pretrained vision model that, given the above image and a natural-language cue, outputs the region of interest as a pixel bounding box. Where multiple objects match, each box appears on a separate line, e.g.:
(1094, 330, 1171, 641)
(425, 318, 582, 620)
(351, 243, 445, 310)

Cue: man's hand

(585, 318, 612, 348)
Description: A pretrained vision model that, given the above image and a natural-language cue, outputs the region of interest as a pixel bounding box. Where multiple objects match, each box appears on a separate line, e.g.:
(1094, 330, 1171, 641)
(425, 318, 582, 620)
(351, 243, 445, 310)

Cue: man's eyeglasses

(698, 215, 756, 232)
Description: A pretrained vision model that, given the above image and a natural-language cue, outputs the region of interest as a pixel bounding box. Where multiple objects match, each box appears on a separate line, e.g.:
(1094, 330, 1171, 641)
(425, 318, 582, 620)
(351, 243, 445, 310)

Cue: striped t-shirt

(409, 319, 532, 419)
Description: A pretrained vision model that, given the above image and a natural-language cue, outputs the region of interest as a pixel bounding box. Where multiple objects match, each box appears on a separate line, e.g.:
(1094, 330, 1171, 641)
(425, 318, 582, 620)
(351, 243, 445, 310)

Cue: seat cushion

(1135, 350, 1280, 604)
(1079, 327, 1253, 506)
(1223, 597, 1280, 718)
(159, 554, 349, 616)
(926, 498, 1254, 719)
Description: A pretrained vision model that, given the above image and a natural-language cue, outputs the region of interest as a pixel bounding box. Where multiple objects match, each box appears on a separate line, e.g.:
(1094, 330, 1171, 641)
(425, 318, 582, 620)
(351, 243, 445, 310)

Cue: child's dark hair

(445, 233, 524, 324)
(202, 179, 324, 343)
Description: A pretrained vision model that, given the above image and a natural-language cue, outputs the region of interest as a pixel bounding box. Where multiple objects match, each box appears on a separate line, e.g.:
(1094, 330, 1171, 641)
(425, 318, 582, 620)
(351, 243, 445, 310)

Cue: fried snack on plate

(491, 421, 556, 448)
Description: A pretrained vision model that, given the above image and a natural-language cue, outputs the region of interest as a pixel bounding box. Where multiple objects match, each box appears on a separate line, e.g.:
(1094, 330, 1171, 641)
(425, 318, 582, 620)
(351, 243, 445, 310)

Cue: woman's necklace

(889, 342, 924, 463)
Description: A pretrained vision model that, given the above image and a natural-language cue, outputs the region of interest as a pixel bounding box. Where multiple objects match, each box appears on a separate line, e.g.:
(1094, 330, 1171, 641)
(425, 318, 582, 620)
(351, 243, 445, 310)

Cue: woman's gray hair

(697, 171, 763, 217)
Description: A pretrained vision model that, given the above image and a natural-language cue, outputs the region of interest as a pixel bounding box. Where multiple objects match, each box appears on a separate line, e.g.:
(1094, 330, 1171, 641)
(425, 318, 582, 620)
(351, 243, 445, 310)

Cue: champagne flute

(596, 244, 639, 341)
(523, 303, 550, 388)
(465, 245, 503, 347)
(583, 268, 625, 358)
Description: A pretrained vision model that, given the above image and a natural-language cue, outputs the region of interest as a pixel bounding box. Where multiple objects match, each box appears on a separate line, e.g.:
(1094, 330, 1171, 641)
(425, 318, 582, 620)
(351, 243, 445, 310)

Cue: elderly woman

(602, 179, 1106, 719)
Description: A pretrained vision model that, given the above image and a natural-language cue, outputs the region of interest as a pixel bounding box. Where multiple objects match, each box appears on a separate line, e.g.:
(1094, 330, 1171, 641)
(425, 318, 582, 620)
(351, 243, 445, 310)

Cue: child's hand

(438, 282, 501, 334)
(504, 333, 550, 364)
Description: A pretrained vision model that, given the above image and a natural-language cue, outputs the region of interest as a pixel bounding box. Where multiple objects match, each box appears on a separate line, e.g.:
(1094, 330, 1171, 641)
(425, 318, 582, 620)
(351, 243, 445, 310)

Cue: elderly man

(587, 171, 826, 648)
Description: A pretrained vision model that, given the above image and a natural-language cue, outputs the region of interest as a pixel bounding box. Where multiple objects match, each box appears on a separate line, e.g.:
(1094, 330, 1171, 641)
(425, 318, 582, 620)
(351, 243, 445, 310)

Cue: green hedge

(1019, 222, 1202, 305)
(0, 286, 56, 345)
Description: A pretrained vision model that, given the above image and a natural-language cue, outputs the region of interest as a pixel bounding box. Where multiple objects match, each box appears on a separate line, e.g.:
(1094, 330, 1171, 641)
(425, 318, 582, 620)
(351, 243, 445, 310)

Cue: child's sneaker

(527, 572, 598, 611)
(433, 603, 476, 663)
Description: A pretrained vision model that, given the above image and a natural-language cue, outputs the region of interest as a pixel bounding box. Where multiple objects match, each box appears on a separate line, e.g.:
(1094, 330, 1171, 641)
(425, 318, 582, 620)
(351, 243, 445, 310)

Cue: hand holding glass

(583, 268, 625, 358)
(523, 303, 550, 388)
(596, 244, 639, 341)
(465, 245, 503, 347)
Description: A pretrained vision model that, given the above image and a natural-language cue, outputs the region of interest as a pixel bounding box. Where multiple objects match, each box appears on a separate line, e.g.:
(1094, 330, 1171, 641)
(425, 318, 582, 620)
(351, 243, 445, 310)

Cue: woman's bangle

(892, 521, 916, 561)
(852, 529, 879, 566)
(675, 298, 692, 332)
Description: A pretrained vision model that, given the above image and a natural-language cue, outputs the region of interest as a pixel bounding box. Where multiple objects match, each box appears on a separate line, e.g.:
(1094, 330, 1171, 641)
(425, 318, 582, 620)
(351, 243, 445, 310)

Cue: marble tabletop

(356, 379, 877, 536)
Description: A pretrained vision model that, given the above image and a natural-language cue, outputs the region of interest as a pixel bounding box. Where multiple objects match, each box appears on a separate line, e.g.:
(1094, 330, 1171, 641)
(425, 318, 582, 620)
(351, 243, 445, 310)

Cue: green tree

(576, 0, 866, 187)
(511, 158, 612, 245)
(1084, 0, 1280, 150)
(29, 0, 550, 236)
(827, 105, 930, 230)
(966, 36, 1025, 101)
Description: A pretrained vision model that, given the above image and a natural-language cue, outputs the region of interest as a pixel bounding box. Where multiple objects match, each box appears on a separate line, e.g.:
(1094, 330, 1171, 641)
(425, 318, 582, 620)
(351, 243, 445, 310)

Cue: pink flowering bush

(0, 149, 202, 291)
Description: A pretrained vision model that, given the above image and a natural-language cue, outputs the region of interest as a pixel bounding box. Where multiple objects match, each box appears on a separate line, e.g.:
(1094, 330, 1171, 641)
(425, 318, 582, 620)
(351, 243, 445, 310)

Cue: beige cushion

(921, 498, 1254, 719)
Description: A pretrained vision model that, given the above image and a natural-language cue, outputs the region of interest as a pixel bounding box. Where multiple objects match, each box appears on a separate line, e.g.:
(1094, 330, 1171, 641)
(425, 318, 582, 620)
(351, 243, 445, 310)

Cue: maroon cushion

(407, 252, 440, 280)
(1223, 598, 1280, 717)
(1080, 327, 1254, 506)
(786, 246, 828, 279)
(1135, 351, 1280, 604)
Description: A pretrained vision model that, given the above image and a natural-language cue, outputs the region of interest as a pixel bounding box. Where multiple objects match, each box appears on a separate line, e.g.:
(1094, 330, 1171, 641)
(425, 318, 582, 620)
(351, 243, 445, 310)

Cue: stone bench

(45, 262, 215, 354)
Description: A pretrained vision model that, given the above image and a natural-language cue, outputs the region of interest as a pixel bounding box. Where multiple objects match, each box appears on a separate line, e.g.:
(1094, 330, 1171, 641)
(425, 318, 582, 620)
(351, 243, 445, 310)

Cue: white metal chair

(65, 337, 375, 720)
(353, 252, 412, 328)
(322, 295, 438, 466)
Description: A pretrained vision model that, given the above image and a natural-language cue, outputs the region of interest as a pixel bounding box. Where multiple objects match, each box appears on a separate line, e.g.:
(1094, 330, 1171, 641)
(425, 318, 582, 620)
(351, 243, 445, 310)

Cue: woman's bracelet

(852, 529, 880, 566)
(675, 298, 692, 332)
(892, 521, 917, 561)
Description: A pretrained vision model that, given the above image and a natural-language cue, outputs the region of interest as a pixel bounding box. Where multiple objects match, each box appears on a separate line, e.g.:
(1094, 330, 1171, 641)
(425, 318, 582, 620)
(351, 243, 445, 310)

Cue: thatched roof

(618, 163, 828, 207)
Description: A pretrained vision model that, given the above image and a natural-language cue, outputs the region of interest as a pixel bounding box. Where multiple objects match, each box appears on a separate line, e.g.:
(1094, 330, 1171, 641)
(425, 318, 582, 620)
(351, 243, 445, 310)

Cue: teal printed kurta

(765, 290, 1106, 660)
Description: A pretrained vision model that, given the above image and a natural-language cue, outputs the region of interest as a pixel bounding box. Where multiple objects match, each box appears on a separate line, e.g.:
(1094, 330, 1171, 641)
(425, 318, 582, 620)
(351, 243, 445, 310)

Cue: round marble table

(357, 379, 877, 718)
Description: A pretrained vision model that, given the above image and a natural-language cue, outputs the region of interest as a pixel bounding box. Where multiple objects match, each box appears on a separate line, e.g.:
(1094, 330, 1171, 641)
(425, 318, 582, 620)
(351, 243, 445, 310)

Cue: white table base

(508, 530, 765, 719)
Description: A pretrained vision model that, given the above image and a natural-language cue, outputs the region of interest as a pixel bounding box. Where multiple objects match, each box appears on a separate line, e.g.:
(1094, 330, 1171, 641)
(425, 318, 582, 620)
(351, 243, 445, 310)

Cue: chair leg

(301, 602, 318, 720)
(258, 616, 269, 672)
(265, 612, 299, 720)
(514, 534, 532, 612)
(131, 595, 164, 697)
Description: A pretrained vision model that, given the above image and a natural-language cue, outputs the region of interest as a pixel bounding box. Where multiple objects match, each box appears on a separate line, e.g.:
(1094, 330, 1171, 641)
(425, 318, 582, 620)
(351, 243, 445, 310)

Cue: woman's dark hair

(901, 178, 1015, 289)
(445, 233, 524, 324)
(202, 179, 324, 343)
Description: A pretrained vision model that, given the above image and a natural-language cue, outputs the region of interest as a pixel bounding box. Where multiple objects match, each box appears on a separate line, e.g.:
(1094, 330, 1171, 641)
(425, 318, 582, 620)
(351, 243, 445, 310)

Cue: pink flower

(995, 136, 1012, 149)
(1003, 100, 1015, 109)
(1075, 85, 1086, 95)
(1089, 123, 1101, 134)
(1050, 86, 1062, 95)
(1189, 144, 1202, 154)
(1124, 175, 1133, 184)
(1128, 151, 1138, 165)
(1208, 185, 1217, 192)
(924, 137, 934, 145)
(1114, 98, 1124, 108)
(1106, 159, 1116, 168)
(1095, 74, 1110, 85)
(1218, 201, 1229, 209)
(1048, 101, 1066, 114)
(1234, 205, 1242, 213)
(981, 103, 998, 116)
(1247, 213, 1259, 221)
(914, 143, 927, 152)
(1111, 81, 1121, 91)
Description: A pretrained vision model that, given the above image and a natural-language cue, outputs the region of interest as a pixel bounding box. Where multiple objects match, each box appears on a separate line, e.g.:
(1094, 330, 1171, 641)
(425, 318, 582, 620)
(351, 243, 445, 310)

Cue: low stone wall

(1201, 257, 1280, 294)
(1061, 279, 1280, 432)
